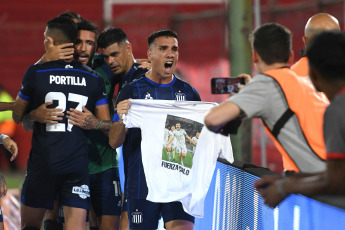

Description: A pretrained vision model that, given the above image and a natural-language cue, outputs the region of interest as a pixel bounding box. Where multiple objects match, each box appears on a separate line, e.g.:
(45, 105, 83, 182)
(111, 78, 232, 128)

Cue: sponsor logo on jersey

(132, 210, 143, 224)
(50, 75, 86, 86)
(144, 93, 153, 100)
(65, 64, 73, 69)
(72, 185, 90, 199)
(175, 91, 186, 101)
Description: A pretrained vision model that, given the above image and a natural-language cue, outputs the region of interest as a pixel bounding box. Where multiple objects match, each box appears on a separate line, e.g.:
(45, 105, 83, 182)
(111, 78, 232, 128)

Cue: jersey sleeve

(95, 77, 108, 106)
(18, 65, 37, 102)
(115, 84, 133, 105)
(227, 75, 272, 119)
(323, 102, 345, 160)
(192, 86, 201, 101)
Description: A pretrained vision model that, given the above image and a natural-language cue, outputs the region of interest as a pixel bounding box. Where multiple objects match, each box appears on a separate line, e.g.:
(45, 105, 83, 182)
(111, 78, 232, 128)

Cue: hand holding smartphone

(211, 77, 246, 94)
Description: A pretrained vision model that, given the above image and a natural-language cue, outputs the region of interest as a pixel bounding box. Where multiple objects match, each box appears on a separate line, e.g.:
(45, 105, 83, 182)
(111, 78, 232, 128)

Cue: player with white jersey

(191, 132, 200, 153)
(170, 123, 195, 166)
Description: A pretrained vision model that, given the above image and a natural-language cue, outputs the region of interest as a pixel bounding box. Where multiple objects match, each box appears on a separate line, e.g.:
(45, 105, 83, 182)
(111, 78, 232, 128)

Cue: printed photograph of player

(162, 115, 203, 168)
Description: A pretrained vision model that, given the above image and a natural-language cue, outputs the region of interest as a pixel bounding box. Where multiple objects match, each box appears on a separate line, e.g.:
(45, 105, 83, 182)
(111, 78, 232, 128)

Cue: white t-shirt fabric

(192, 136, 198, 152)
(123, 99, 234, 218)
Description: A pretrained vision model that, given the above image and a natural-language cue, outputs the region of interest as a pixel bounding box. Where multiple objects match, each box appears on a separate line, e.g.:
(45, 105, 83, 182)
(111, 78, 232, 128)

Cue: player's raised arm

(109, 99, 131, 149)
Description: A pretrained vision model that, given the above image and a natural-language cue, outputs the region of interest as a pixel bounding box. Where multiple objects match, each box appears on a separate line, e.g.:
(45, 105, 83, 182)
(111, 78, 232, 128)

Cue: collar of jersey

(123, 63, 139, 82)
(144, 74, 176, 87)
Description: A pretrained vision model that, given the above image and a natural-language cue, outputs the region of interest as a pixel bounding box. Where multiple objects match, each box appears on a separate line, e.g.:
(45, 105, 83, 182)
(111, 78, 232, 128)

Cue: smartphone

(211, 77, 245, 94)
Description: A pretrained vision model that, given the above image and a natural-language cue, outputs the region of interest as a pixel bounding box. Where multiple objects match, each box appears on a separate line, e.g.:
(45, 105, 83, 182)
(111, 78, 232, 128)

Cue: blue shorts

(0, 205, 3, 222)
(89, 168, 122, 216)
(21, 159, 90, 211)
(127, 199, 194, 229)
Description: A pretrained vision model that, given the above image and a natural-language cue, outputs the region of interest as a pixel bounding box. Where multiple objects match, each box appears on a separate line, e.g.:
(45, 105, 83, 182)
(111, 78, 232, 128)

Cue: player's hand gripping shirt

(123, 99, 234, 217)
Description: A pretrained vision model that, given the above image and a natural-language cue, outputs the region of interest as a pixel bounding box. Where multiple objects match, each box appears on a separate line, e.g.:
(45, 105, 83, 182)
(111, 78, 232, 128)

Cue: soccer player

(29, 20, 122, 230)
(67, 27, 149, 230)
(191, 132, 200, 153)
(169, 123, 195, 166)
(165, 125, 176, 162)
(0, 134, 18, 230)
(109, 29, 200, 230)
(12, 17, 110, 230)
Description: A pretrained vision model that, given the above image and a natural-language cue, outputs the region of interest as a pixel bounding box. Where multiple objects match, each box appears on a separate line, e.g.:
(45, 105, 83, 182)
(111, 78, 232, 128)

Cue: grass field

(162, 147, 194, 168)
(1, 170, 25, 189)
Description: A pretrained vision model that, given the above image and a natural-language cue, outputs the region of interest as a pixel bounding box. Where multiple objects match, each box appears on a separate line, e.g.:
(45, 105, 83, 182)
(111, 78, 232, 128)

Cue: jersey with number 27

(18, 60, 107, 165)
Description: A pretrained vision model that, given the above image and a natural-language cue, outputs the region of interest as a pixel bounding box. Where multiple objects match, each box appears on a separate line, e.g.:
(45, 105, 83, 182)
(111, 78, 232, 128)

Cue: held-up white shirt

(123, 99, 233, 217)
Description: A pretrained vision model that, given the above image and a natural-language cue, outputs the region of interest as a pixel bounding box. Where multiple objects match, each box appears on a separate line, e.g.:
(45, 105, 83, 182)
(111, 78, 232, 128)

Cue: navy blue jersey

(18, 60, 107, 172)
(116, 63, 148, 193)
(116, 74, 201, 199)
(119, 63, 148, 92)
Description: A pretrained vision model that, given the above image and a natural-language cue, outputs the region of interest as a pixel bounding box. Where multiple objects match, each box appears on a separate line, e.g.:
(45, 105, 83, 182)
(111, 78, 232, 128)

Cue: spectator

(255, 31, 345, 208)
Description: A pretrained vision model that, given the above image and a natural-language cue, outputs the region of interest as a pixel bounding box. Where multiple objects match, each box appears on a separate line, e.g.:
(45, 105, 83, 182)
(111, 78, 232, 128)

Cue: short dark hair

(58, 11, 83, 22)
(46, 17, 77, 44)
(97, 27, 128, 49)
(251, 23, 292, 65)
(77, 20, 99, 40)
(147, 29, 178, 48)
(306, 31, 345, 81)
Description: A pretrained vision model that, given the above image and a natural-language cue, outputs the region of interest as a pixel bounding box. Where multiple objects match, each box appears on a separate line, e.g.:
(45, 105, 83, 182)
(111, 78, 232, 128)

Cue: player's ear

(126, 42, 132, 55)
(147, 49, 152, 61)
(252, 50, 259, 63)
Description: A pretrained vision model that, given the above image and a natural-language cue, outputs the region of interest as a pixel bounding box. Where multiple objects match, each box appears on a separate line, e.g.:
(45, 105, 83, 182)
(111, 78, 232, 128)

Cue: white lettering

(61, 76, 66, 85)
(50, 75, 55, 84)
(49, 75, 86, 86)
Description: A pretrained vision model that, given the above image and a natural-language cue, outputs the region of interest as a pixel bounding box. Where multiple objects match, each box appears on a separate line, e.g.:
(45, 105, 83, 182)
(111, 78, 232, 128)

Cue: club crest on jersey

(65, 64, 73, 69)
(144, 92, 153, 100)
(132, 210, 143, 224)
(72, 184, 90, 199)
(175, 91, 186, 101)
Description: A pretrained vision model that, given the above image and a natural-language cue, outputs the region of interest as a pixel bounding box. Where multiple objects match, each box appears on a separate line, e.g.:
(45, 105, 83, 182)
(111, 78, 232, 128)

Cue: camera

(211, 77, 245, 94)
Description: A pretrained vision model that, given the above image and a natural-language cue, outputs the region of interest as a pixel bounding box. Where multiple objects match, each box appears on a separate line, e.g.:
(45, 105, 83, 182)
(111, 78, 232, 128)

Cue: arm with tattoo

(67, 106, 112, 131)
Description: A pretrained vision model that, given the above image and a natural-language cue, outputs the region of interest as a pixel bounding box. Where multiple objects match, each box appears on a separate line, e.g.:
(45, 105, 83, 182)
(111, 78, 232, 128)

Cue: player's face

(148, 36, 179, 79)
(171, 126, 175, 131)
(196, 132, 200, 138)
(101, 41, 132, 76)
(74, 30, 96, 66)
(176, 123, 181, 130)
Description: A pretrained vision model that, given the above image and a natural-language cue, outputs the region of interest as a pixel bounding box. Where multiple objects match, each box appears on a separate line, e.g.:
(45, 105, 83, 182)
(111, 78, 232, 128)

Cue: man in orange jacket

(255, 31, 345, 208)
(205, 23, 326, 174)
